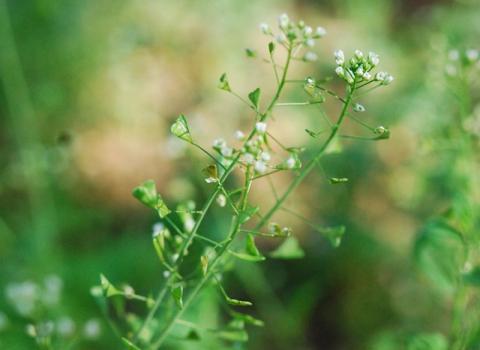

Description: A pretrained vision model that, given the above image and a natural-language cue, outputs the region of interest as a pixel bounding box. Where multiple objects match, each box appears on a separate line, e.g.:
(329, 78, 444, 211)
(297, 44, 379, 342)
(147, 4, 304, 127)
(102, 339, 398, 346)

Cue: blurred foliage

(1, 0, 480, 349)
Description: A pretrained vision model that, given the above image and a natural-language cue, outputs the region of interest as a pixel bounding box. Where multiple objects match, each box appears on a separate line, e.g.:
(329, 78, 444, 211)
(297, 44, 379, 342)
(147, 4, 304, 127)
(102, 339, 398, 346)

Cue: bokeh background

(1, 0, 479, 349)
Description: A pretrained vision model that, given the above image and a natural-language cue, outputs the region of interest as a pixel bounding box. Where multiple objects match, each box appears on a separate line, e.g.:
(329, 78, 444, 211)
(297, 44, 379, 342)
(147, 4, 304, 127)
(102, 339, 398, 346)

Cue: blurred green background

(1, 0, 480, 349)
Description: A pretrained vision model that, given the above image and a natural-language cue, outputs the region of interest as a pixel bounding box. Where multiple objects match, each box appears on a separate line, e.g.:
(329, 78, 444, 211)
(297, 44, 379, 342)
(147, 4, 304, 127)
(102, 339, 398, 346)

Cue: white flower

(363, 72, 372, 80)
(83, 319, 101, 340)
(448, 50, 460, 61)
(303, 26, 313, 36)
(241, 153, 255, 165)
(286, 157, 296, 169)
(278, 13, 290, 29)
(171, 253, 179, 262)
(335, 66, 345, 78)
(152, 222, 164, 237)
(466, 49, 479, 62)
(213, 138, 226, 148)
(216, 194, 226, 207)
(334, 50, 345, 65)
(305, 38, 315, 47)
(255, 161, 267, 173)
(260, 151, 271, 161)
(353, 103, 366, 112)
(26, 324, 36, 337)
(43, 275, 62, 306)
(184, 217, 195, 232)
(368, 52, 380, 66)
(6, 281, 38, 317)
(315, 26, 327, 37)
(163, 271, 171, 278)
(445, 64, 457, 77)
(375, 71, 387, 81)
(355, 66, 364, 77)
(304, 52, 318, 62)
(354, 49, 364, 59)
(255, 122, 267, 133)
(57, 317, 75, 337)
(234, 130, 245, 140)
(220, 145, 233, 157)
(276, 33, 287, 44)
(382, 74, 394, 85)
(259, 23, 270, 34)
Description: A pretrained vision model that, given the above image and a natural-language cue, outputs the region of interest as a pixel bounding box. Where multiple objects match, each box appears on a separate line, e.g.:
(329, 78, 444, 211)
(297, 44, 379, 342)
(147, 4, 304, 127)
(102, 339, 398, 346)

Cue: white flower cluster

(446, 48, 480, 77)
(211, 122, 301, 176)
(259, 13, 326, 62)
(334, 49, 393, 86)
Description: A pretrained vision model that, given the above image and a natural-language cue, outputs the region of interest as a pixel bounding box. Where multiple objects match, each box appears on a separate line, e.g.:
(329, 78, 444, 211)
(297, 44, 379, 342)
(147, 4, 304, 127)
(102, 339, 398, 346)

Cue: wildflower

(278, 13, 290, 29)
(314, 26, 327, 38)
(354, 49, 364, 59)
(6, 281, 38, 316)
(276, 33, 287, 44)
(305, 38, 315, 47)
(363, 72, 372, 80)
(163, 271, 171, 278)
(216, 194, 227, 207)
(123, 285, 135, 298)
(83, 319, 101, 340)
(304, 52, 318, 62)
(466, 49, 479, 62)
(43, 274, 63, 306)
(255, 160, 267, 173)
(234, 130, 245, 140)
(213, 138, 226, 148)
(375, 71, 387, 81)
(152, 222, 164, 237)
(303, 26, 313, 36)
(368, 52, 380, 66)
(448, 50, 460, 61)
(382, 74, 394, 85)
(286, 157, 296, 169)
(220, 145, 233, 157)
(259, 23, 270, 35)
(57, 317, 75, 337)
(171, 254, 179, 262)
(26, 324, 37, 337)
(355, 66, 364, 77)
(241, 153, 255, 165)
(335, 66, 345, 78)
(260, 151, 271, 161)
(334, 50, 345, 65)
(184, 217, 195, 232)
(353, 103, 366, 112)
(255, 122, 267, 133)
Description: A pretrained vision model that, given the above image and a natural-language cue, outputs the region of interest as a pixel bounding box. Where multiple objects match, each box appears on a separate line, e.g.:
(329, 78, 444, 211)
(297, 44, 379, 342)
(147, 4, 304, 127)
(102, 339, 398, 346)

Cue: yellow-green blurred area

(1, 0, 480, 349)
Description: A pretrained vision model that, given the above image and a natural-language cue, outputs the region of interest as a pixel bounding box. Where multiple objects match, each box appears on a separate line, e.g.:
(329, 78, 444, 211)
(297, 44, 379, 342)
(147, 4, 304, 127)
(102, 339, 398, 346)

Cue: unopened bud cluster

(445, 48, 480, 77)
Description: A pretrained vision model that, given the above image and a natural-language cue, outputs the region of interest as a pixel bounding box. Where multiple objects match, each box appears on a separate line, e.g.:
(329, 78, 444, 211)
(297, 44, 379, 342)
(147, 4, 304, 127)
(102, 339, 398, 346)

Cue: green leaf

(100, 274, 122, 297)
(152, 231, 166, 263)
(231, 311, 264, 327)
(216, 329, 249, 342)
(230, 251, 266, 262)
(121, 338, 141, 350)
(202, 164, 219, 183)
(132, 180, 171, 218)
(132, 180, 157, 208)
(305, 129, 321, 138)
(245, 48, 256, 58)
(315, 225, 346, 248)
(218, 283, 252, 306)
(186, 329, 201, 341)
(218, 73, 231, 92)
(248, 88, 261, 109)
(171, 114, 193, 143)
(268, 42, 275, 54)
(246, 234, 264, 258)
(238, 205, 259, 224)
(200, 255, 208, 276)
(171, 285, 184, 309)
(414, 218, 466, 294)
(270, 236, 305, 259)
(329, 177, 349, 184)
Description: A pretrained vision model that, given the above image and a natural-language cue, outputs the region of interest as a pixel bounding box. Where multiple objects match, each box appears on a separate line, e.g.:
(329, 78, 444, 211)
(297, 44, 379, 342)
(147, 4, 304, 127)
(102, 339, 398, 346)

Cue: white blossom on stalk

(334, 50, 345, 65)
(234, 130, 245, 140)
(255, 122, 267, 133)
(83, 319, 101, 339)
(260, 151, 271, 161)
(216, 194, 226, 207)
(368, 52, 380, 66)
(278, 13, 290, 29)
(466, 49, 479, 62)
(254, 160, 267, 174)
(286, 157, 296, 169)
(303, 26, 313, 36)
(315, 26, 327, 37)
(213, 138, 226, 148)
(259, 23, 270, 34)
(304, 52, 318, 62)
(241, 153, 255, 165)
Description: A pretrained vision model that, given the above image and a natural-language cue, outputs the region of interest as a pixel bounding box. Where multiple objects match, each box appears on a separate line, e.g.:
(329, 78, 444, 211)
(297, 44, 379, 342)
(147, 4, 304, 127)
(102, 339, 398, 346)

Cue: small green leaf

(218, 282, 253, 306)
(100, 274, 122, 297)
(171, 285, 184, 309)
(270, 236, 305, 259)
(231, 311, 264, 327)
(132, 180, 157, 208)
(171, 114, 193, 143)
(218, 73, 231, 92)
(248, 88, 261, 109)
(200, 255, 208, 276)
(315, 225, 346, 247)
(230, 251, 266, 262)
(329, 177, 349, 184)
(238, 205, 259, 224)
(245, 48, 256, 58)
(305, 129, 320, 138)
(202, 164, 219, 183)
(121, 337, 141, 350)
(246, 234, 263, 258)
(268, 42, 275, 54)
(152, 231, 166, 263)
(186, 329, 201, 341)
(216, 329, 249, 342)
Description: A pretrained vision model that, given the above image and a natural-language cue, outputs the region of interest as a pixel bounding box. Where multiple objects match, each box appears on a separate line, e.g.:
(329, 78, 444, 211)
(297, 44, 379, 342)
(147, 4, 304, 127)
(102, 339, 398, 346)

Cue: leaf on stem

(315, 225, 346, 248)
(329, 177, 349, 184)
(248, 88, 261, 109)
(152, 230, 166, 263)
(171, 114, 193, 143)
(100, 274, 122, 297)
(218, 73, 231, 92)
(245, 48, 256, 58)
(200, 255, 209, 276)
(132, 180, 171, 218)
(186, 329, 201, 341)
(268, 42, 275, 54)
(270, 236, 305, 259)
(245, 234, 265, 260)
(218, 281, 253, 306)
(171, 285, 184, 309)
